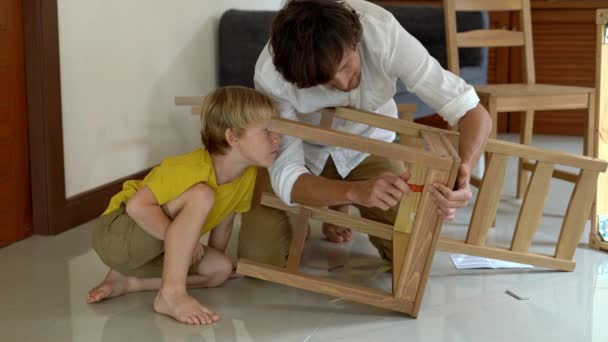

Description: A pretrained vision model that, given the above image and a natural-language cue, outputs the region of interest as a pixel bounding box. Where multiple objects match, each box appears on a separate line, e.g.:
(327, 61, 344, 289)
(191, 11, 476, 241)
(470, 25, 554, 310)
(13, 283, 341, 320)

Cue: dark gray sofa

(218, 5, 488, 119)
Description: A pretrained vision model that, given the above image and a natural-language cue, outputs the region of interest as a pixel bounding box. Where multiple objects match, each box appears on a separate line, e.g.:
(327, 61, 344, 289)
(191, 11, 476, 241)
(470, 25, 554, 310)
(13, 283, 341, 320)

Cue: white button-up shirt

(254, 0, 479, 205)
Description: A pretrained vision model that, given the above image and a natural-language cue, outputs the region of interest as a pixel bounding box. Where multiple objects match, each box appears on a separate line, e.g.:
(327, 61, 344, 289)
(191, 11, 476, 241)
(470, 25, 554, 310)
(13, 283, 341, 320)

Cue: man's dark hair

(270, 0, 362, 88)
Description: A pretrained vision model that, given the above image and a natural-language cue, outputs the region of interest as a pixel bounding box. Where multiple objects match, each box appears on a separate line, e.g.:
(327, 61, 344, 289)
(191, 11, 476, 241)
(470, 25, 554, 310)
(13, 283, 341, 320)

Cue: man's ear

(225, 128, 238, 147)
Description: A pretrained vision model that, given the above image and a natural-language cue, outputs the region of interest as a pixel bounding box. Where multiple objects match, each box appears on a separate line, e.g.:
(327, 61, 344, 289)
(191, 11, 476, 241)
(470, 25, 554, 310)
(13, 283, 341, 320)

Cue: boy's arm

(208, 213, 235, 253)
(125, 186, 171, 240)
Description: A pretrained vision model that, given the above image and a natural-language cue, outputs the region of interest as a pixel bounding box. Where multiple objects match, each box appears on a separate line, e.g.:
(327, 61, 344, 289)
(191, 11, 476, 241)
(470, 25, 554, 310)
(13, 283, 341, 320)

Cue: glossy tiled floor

(2, 135, 608, 342)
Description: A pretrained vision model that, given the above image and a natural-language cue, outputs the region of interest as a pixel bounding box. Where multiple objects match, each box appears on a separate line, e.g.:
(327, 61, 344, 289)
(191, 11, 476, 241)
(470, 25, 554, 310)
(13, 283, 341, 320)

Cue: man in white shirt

(238, 0, 492, 266)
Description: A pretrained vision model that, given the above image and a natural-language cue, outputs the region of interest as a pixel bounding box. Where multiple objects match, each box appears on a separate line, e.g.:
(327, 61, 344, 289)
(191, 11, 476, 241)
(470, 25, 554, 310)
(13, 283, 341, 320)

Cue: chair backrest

(444, 0, 535, 84)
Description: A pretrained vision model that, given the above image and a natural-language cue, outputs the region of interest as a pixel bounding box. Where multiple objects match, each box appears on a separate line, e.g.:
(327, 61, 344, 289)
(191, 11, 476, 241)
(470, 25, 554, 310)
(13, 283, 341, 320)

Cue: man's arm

(291, 172, 411, 211)
(430, 103, 492, 220)
(208, 213, 235, 253)
(457, 103, 492, 169)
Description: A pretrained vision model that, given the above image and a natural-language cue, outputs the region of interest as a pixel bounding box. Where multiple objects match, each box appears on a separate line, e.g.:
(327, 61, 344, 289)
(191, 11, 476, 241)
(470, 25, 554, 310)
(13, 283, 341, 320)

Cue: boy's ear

(225, 128, 238, 147)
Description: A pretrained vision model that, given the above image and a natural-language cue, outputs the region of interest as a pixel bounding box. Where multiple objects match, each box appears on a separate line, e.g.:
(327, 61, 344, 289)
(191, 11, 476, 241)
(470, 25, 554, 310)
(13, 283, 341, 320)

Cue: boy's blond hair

(200, 86, 277, 155)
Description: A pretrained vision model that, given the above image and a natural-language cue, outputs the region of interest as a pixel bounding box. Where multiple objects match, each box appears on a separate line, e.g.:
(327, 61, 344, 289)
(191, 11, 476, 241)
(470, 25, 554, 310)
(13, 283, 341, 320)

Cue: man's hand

(191, 243, 205, 265)
(348, 171, 412, 210)
(430, 164, 472, 220)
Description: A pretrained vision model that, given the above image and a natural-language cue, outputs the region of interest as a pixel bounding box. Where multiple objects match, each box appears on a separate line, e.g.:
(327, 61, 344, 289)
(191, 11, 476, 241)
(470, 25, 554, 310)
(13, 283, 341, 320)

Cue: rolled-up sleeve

(385, 16, 479, 126)
(254, 77, 310, 206)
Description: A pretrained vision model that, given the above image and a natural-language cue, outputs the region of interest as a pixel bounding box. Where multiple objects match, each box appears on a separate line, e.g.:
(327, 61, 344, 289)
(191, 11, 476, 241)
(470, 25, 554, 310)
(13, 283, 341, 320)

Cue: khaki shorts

(92, 205, 199, 278)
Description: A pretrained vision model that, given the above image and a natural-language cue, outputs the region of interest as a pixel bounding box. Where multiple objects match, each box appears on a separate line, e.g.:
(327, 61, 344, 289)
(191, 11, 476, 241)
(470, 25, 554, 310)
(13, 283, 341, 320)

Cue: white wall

(57, 0, 283, 197)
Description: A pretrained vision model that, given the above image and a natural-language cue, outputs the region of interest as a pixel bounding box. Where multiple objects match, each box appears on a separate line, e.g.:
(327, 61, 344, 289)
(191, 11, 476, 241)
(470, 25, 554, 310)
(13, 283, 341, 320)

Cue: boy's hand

(191, 243, 205, 265)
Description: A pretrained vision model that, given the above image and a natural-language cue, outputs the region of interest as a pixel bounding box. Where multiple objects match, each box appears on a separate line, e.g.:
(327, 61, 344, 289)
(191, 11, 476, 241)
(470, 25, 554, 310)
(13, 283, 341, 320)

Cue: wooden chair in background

(444, 0, 596, 198)
(589, 9, 608, 252)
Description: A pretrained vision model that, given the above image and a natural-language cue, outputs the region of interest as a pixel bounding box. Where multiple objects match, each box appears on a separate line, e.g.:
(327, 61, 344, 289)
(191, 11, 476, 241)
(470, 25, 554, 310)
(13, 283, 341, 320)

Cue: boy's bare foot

(153, 289, 220, 325)
(87, 269, 133, 303)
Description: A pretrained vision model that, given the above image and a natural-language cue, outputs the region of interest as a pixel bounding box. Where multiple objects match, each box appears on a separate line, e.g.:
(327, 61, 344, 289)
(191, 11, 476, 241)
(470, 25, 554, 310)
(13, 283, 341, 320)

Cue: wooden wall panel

(0, 0, 32, 247)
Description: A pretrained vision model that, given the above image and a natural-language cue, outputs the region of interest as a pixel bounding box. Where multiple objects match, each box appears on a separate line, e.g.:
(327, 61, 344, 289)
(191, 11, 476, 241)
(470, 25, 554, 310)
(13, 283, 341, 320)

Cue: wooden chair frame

(444, 0, 596, 199)
(176, 97, 606, 316)
(590, 9, 608, 252)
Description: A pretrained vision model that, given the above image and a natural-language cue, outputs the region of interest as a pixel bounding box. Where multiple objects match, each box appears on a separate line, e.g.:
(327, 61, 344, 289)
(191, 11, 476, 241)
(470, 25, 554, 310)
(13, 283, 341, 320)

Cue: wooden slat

(486, 138, 606, 172)
(260, 193, 394, 240)
(517, 110, 534, 199)
(495, 94, 590, 111)
(444, 0, 460, 75)
(585, 93, 596, 158)
(598, 9, 608, 25)
(457, 30, 525, 48)
(269, 118, 453, 170)
(286, 208, 312, 272)
(178, 101, 607, 172)
(466, 153, 508, 245)
(237, 259, 415, 315)
(191, 106, 201, 115)
(521, 0, 536, 83)
(555, 170, 600, 260)
(395, 168, 451, 304)
(329, 107, 606, 172)
(592, 15, 608, 251)
(397, 103, 417, 120)
(511, 161, 554, 252)
(437, 238, 575, 271)
(333, 107, 421, 137)
(319, 109, 334, 129)
(392, 164, 428, 292)
(394, 166, 429, 235)
(521, 161, 578, 183)
(454, 0, 523, 12)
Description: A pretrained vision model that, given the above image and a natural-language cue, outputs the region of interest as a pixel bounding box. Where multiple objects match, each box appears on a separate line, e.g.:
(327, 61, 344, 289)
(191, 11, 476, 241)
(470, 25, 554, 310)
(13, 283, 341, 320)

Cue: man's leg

(238, 168, 293, 267)
(317, 157, 354, 242)
(347, 155, 407, 261)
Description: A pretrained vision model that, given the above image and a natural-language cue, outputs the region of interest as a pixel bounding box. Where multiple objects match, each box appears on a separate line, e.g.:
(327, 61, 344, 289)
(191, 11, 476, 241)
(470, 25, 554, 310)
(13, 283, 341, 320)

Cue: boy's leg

(87, 245, 233, 302)
(318, 157, 353, 243)
(346, 155, 407, 261)
(152, 183, 220, 325)
(238, 168, 293, 267)
(89, 183, 222, 325)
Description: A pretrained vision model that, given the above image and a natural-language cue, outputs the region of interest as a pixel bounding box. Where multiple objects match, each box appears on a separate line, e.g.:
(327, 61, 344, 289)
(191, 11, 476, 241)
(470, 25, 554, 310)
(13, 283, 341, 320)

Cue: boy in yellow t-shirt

(86, 86, 280, 325)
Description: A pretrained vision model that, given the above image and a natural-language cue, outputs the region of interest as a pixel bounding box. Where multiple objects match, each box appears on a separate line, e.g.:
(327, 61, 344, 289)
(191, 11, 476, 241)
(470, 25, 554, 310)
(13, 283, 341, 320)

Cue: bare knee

(197, 253, 232, 287)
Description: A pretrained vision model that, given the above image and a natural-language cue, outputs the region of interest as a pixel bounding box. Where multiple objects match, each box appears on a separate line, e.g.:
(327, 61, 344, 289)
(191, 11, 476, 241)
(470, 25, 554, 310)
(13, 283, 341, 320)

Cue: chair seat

(475, 83, 594, 98)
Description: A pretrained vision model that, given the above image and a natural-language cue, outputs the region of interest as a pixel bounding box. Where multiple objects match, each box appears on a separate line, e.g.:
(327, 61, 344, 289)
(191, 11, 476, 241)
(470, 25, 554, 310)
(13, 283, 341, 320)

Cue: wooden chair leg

(517, 110, 535, 199)
(584, 93, 596, 158)
(484, 97, 498, 178)
(585, 93, 596, 221)
(486, 97, 499, 227)
(286, 208, 312, 272)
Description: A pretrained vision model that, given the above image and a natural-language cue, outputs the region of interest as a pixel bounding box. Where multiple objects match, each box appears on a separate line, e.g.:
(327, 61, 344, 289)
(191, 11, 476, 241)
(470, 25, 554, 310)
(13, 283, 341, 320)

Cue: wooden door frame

(22, 0, 147, 235)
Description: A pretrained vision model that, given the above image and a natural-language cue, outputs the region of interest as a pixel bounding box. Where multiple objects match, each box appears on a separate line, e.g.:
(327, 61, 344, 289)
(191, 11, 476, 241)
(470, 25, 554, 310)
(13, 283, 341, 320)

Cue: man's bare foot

(87, 269, 134, 304)
(322, 223, 353, 243)
(153, 289, 220, 325)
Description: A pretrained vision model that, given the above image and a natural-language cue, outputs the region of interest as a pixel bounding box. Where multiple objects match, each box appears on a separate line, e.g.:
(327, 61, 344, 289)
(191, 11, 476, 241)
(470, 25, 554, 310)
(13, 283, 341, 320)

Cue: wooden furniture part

(375, 0, 602, 137)
(176, 97, 607, 316)
(589, 9, 608, 252)
(444, 0, 596, 200)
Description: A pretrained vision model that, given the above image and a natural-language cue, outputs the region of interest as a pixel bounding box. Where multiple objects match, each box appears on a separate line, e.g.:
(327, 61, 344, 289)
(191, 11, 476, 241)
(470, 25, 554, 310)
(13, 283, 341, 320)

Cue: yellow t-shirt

(102, 148, 257, 235)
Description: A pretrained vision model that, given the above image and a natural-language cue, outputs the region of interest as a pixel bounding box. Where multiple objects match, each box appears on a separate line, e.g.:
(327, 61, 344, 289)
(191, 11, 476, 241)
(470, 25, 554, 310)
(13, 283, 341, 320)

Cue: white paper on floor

(450, 254, 534, 269)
